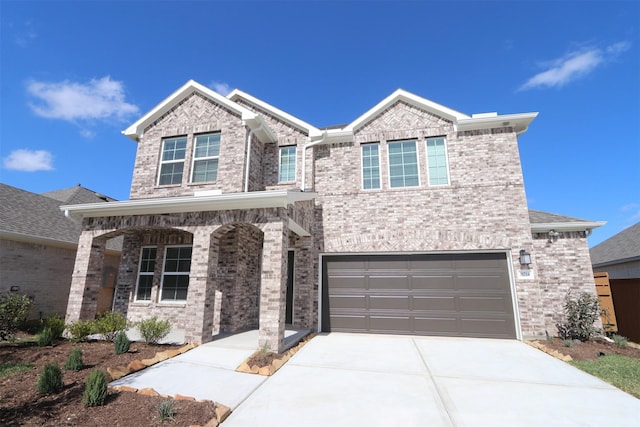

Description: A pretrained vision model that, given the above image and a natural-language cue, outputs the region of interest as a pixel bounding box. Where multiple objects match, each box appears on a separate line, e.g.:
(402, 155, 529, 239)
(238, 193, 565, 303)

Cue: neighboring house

(0, 184, 120, 319)
(62, 80, 604, 352)
(591, 222, 640, 342)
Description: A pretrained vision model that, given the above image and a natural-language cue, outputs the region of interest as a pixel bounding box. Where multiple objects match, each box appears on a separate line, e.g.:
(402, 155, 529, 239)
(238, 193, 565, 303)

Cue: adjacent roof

(590, 222, 640, 267)
(122, 80, 276, 143)
(529, 209, 605, 233)
(42, 184, 117, 204)
(0, 183, 120, 251)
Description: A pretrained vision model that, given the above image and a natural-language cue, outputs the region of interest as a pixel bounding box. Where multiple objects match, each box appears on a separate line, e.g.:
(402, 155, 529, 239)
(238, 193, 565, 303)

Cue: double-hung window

(425, 137, 450, 186)
(158, 136, 187, 185)
(135, 247, 157, 301)
(388, 140, 419, 188)
(279, 146, 296, 183)
(160, 246, 192, 301)
(361, 143, 381, 190)
(192, 133, 220, 183)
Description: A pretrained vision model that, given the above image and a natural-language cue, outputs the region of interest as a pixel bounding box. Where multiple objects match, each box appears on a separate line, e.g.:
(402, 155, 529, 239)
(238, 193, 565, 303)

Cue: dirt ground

(533, 336, 640, 360)
(0, 338, 216, 427)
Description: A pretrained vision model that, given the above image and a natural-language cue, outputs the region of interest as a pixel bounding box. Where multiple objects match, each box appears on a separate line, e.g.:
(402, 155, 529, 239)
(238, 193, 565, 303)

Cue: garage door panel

(324, 253, 516, 339)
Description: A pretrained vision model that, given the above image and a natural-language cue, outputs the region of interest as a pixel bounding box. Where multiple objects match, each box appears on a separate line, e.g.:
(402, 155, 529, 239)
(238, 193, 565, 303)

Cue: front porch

(62, 190, 317, 353)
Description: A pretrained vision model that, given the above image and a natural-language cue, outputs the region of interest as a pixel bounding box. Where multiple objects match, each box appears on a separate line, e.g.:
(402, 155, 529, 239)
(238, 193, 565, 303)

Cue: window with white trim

(158, 136, 187, 185)
(361, 143, 381, 190)
(425, 137, 450, 186)
(160, 246, 192, 301)
(191, 133, 221, 183)
(279, 146, 296, 183)
(135, 247, 157, 301)
(388, 140, 419, 188)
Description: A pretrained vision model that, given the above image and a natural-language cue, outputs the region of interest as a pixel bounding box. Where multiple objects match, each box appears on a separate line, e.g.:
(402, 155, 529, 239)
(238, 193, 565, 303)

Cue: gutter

(530, 221, 606, 234)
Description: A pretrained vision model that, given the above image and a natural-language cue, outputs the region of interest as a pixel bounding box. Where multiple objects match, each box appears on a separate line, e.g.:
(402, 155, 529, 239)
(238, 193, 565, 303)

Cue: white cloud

(3, 149, 54, 172)
(27, 76, 139, 122)
(620, 202, 639, 212)
(519, 41, 631, 90)
(209, 81, 232, 96)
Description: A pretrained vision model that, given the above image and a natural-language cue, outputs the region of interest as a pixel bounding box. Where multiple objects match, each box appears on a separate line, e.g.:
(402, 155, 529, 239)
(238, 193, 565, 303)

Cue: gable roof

(228, 89, 322, 138)
(42, 184, 116, 204)
(122, 80, 276, 143)
(529, 209, 605, 233)
(590, 222, 640, 267)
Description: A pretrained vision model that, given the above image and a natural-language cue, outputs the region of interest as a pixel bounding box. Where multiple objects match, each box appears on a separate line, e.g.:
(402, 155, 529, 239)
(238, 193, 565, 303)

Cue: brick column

(112, 234, 141, 315)
(259, 220, 288, 352)
(293, 236, 315, 328)
(185, 227, 218, 344)
(65, 231, 106, 324)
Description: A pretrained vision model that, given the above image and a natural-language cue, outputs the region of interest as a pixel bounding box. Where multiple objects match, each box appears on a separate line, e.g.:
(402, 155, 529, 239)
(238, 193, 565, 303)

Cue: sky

(1, 0, 638, 248)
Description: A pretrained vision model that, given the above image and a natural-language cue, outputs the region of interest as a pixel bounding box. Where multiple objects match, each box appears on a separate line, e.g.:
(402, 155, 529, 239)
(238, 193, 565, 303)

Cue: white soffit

(457, 112, 539, 135)
(228, 89, 323, 138)
(61, 190, 317, 220)
(531, 221, 606, 233)
(346, 89, 470, 132)
(122, 80, 274, 142)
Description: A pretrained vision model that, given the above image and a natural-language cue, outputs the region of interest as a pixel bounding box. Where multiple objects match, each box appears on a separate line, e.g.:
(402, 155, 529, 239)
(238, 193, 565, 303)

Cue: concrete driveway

(224, 333, 639, 427)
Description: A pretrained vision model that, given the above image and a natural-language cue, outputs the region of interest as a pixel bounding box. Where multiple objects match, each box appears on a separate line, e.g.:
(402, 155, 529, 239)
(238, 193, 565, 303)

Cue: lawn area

(570, 355, 640, 398)
(0, 362, 34, 379)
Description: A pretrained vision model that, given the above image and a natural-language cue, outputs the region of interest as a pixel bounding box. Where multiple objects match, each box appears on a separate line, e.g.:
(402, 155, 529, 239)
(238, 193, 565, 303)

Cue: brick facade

(64, 83, 599, 351)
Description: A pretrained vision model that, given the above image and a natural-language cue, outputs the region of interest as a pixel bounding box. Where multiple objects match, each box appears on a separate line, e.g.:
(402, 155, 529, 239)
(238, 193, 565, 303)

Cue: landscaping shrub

(0, 293, 32, 340)
(44, 316, 66, 339)
(37, 363, 63, 395)
(556, 292, 601, 342)
(66, 320, 95, 342)
(158, 400, 176, 421)
(37, 326, 55, 347)
(137, 316, 171, 345)
(612, 334, 628, 348)
(94, 311, 128, 341)
(82, 369, 108, 407)
(64, 347, 84, 371)
(114, 331, 131, 354)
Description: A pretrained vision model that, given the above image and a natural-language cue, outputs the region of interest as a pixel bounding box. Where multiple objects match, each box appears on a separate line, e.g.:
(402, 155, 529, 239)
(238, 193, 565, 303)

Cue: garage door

(322, 253, 516, 339)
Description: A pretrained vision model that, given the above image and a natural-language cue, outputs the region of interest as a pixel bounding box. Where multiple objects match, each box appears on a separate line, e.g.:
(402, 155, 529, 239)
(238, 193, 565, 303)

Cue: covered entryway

(321, 252, 516, 339)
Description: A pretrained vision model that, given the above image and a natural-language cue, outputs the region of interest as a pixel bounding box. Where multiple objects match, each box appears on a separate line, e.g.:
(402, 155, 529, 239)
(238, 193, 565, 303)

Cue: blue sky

(1, 1, 638, 247)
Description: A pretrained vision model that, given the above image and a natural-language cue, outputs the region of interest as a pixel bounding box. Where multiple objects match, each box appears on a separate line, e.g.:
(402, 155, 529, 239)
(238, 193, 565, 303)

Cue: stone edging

(525, 340, 573, 362)
(236, 333, 316, 376)
(107, 343, 230, 426)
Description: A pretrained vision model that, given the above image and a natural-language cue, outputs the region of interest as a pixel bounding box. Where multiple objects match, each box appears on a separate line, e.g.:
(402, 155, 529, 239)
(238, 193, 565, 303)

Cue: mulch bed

(532, 337, 640, 361)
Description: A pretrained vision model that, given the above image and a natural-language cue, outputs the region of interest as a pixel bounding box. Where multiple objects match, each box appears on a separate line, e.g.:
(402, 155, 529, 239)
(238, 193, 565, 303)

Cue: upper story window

(158, 136, 187, 185)
(388, 140, 419, 188)
(425, 137, 450, 186)
(279, 146, 296, 183)
(160, 246, 192, 302)
(361, 143, 381, 190)
(135, 246, 157, 301)
(192, 133, 221, 183)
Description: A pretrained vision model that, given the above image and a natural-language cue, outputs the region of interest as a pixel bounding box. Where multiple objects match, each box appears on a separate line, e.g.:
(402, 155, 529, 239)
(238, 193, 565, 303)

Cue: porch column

(112, 234, 141, 315)
(293, 236, 315, 328)
(185, 227, 218, 344)
(259, 220, 288, 352)
(65, 231, 106, 324)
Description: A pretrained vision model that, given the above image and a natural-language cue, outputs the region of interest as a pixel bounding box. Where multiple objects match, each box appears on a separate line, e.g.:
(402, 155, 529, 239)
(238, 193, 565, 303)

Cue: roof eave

(531, 221, 606, 233)
(457, 112, 539, 135)
(592, 255, 640, 268)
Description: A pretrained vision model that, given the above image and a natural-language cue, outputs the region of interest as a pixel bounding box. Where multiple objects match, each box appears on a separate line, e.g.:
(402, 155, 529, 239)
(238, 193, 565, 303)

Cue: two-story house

(62, 80, 604, 352)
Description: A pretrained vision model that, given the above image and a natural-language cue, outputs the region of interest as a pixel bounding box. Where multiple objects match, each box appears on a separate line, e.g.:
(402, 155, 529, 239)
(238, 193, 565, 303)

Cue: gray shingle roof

(42, 184, 117, 204)
(528, 209, 591, 224)
(590, 222, 640, 267)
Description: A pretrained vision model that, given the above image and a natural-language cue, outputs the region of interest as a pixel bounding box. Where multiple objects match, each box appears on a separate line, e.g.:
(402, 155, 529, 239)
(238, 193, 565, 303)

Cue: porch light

(519, 250, 532, 267)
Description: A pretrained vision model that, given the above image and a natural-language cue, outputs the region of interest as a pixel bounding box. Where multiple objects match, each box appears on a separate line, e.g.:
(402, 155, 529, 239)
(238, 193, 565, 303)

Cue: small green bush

(114, 331, 131, 355)
(158, 400, 176, 421)
(94, 312, 128, 341)
(37, 363, 63, 394)
(37, 326, 55, 347)
(44, 316, 66, 339)
(65, 347, 84, 371)
(66, 320, 95, 342)
(82, 369, 108, 407)
(556, 292, 601, 342)
(0, 293, 33, 341)
(563, 339, 575, 348)
(137, 317, 171, 345)
(612, 334, 628, 348)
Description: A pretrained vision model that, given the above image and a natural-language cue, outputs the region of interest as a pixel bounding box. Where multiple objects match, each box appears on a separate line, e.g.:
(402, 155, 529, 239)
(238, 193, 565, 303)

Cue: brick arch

(324, 229, 511, 253)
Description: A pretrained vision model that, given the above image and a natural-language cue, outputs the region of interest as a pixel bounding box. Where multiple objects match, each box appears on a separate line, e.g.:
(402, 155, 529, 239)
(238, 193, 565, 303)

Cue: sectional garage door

(322, 253, 517, 339)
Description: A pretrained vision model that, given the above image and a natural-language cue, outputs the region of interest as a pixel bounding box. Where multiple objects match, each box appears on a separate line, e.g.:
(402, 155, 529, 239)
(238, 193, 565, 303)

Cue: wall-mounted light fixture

(519, 249, 532, 267)
(548, 229, 560, 243)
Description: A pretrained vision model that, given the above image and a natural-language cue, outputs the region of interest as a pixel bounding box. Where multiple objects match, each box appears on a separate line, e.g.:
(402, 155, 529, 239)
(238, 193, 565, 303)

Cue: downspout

(301, 134, 327, 192)
(244, 122, 263, 192)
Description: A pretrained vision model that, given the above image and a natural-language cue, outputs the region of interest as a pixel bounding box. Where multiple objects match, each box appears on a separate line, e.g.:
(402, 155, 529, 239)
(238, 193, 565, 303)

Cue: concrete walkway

(110, 329, 308, 409)
(224, 333, 640, 427)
